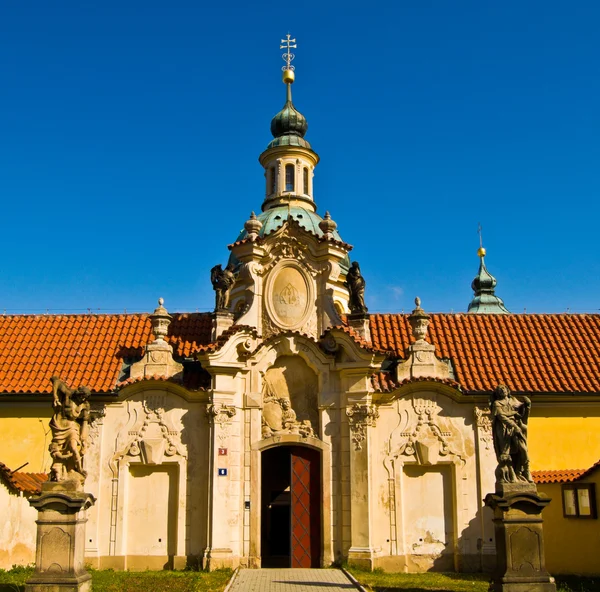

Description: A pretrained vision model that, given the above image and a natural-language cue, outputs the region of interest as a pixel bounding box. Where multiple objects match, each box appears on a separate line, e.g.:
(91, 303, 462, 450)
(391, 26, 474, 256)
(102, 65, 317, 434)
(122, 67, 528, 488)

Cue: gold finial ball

(478, 247, 487, 258)
(282, 69, 295, 84)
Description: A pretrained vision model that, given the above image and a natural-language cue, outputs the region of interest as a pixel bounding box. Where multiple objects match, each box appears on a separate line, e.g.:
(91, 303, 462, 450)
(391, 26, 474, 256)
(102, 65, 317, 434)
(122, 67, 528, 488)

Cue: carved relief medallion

(265, 262, 313, 331)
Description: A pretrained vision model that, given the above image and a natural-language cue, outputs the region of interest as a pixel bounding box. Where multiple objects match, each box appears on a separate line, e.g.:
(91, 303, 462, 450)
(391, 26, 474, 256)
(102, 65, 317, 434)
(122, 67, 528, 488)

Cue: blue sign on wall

(218, 468, 228, 476)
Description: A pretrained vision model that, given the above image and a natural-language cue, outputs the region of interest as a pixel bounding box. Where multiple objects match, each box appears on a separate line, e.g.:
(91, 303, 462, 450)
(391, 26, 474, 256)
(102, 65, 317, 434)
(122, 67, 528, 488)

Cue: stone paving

(227, 568, 358, 592)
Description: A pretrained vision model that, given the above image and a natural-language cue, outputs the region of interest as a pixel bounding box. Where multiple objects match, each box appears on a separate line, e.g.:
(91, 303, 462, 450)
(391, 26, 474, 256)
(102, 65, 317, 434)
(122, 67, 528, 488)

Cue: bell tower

(259, 34, 319, 212)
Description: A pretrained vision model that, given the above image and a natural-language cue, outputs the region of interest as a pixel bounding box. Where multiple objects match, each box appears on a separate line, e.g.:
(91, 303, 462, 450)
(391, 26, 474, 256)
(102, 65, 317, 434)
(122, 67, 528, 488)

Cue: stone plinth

(347, 313, 371, 342)
(211, 311, 234, 340)
(25, 481, 95, 592)
(484, 485, 556, 592)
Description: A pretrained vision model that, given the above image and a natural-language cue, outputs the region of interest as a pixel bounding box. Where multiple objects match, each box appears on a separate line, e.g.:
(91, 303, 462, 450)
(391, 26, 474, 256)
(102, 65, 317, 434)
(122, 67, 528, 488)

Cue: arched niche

(262, 355, 319, 434)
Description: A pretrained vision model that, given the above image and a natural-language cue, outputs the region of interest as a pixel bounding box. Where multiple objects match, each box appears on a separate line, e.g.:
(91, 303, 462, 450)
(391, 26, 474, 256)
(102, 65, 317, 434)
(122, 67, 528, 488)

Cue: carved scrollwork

(206, 403, 237, 445)
(88, 403, 106, 447)
(109, 397, 187, 476)
(385, 396, 466, 466)
(474, 405, 493, 451)
(346, 403, 379, 451)
(206, 403, 237, 424)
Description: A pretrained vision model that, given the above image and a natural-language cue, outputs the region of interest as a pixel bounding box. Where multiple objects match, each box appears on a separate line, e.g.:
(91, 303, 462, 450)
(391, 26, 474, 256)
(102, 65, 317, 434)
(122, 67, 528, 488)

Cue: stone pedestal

(25, 482, 95, 592)
(347, 313, 371, 342)
(484, 485, 556, 592)
(211, 311, 235, 340)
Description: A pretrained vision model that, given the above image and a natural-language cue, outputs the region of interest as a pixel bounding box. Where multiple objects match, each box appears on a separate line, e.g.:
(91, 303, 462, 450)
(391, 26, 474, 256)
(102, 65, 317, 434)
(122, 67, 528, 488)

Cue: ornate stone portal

(484, 385, 556, 592)
(26, 377, 95, 592)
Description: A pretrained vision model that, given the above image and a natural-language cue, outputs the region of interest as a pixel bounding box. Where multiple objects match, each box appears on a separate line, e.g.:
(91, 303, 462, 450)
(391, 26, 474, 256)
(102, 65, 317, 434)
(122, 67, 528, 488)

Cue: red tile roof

(371, 373, 461, 393)
(0, 311, 599, 396)
(370, 313, 600, 394)
(533, 460, 600, 484)
(0, 313, 212, 395)
(0, 462, 48, 495)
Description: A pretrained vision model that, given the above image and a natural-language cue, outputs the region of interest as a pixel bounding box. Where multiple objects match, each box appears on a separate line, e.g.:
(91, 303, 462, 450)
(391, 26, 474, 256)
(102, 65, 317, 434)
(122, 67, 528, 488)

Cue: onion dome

(266, 84, 311, 150)
(468, 248, 510, 314)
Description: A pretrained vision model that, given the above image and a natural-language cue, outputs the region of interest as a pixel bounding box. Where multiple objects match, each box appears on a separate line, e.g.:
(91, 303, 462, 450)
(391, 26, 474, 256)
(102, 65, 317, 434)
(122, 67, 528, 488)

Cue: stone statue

(210, 264, 235, 311)
(345, 261, 368, 315)
(261, 395, 315, 438)
(490, 384, 533, 484)
(49, 376, 92, 483)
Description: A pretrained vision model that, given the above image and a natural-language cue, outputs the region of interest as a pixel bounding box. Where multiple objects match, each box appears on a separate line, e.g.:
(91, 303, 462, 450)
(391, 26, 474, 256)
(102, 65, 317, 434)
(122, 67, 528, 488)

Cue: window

(285, 164, 294, 192)
(562, 483, 597, 518)
(268, 167, 276, 195)
(303, 167, 309, 195)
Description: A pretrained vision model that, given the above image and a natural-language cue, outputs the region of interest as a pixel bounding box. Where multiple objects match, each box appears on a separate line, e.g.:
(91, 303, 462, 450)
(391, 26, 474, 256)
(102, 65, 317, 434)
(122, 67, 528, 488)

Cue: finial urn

(150, 297, 172, 342)
(408, 296, 430, 342)
(244, 211, 263, 240)
(319, 211, 337, 239)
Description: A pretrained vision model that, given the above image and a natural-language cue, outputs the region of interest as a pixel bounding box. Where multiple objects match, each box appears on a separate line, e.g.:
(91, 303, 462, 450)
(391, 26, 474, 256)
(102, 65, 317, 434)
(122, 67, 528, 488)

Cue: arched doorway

(261, 445, 321, 568)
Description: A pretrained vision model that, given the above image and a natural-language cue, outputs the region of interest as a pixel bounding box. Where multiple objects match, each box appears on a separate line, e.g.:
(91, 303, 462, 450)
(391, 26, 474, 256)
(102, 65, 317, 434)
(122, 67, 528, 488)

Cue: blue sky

(1, 1, 599, 314)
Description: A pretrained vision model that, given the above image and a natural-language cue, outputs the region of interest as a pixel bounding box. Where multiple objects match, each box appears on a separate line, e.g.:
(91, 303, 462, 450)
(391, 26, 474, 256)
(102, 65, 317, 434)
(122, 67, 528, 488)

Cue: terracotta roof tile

(0, 462, 48, 495)
(369, 313, 600, 394)
(533, 460, 600, 483)
(1, 311, 599, 396)
(0, 313, 213, 395)
(371, 373, 462, 393)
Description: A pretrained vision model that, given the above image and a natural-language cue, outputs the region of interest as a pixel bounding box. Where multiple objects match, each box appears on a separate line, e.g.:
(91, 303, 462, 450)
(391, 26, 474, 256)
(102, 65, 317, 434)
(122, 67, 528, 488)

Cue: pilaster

(204, 402, 238, 570)
(345, 402, 379, 569)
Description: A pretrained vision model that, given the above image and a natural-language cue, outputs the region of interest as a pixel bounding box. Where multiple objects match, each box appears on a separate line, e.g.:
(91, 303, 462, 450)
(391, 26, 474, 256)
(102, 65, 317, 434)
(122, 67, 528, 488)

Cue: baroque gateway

(1, 39, 600, 574)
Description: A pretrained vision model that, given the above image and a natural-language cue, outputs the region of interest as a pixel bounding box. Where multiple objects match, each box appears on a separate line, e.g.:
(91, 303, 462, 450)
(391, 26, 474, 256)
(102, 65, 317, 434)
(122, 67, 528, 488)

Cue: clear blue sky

(1, 1, 599, 314)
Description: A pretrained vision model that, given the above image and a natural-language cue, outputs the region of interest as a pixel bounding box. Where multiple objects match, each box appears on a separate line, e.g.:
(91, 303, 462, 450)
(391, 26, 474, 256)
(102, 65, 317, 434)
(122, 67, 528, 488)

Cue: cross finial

(280, 33, 297, 72)
(477, 222, 486, 257)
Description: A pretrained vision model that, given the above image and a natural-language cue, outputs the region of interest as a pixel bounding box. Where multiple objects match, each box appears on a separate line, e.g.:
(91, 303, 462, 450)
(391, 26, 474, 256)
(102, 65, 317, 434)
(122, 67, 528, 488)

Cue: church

(1, 42, 599, 574)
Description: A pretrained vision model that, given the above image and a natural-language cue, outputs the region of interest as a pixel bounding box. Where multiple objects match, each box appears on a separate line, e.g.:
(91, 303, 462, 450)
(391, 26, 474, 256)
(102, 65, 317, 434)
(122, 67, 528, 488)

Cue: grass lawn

(346, 567, 600, 592)
(0, 566, 233, 592)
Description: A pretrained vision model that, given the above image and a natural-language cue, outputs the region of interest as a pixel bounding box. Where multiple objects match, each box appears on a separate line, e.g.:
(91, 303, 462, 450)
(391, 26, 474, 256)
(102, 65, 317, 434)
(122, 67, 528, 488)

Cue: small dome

(468, 253, 510, 314)
(228, 205, 350, 272)
(266, 85, 311, 150)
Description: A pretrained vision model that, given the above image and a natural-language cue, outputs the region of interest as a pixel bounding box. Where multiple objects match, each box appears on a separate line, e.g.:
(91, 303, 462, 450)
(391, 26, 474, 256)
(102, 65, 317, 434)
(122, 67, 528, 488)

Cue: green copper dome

(228, 206, 350, 271)
(266, 85, 311, 150)
(468, 254, 510, 314)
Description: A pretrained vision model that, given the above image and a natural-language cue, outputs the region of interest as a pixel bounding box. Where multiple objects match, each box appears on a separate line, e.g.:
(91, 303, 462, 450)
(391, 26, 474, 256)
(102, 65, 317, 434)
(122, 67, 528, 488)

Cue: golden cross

(280, 34, 297, 70)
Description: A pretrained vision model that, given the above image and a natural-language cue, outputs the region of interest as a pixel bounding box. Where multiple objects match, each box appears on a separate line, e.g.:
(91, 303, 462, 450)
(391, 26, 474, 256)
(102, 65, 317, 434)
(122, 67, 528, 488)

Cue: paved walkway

(227, 568, 358, 592)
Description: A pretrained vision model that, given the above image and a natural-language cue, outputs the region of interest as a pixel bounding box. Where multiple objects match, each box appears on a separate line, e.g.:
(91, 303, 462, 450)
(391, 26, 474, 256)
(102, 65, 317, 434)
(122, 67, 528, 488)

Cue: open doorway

(261, 445, 321, 568)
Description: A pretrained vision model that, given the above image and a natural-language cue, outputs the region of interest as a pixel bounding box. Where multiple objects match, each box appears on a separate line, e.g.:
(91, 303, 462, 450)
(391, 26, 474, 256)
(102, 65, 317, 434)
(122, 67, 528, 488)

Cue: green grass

(0, 566, 233, 592)
(346, 566, 600, 592)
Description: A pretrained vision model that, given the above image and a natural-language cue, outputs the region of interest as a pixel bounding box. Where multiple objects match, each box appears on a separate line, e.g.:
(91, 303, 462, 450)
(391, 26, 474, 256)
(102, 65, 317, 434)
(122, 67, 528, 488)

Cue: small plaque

(218, 448, 228, 456)
(218, 468, 228, 477)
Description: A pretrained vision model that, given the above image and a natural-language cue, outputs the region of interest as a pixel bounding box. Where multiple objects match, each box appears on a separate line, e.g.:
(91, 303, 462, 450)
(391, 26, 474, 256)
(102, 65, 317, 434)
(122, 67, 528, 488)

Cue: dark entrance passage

(261, 445, 321, 568)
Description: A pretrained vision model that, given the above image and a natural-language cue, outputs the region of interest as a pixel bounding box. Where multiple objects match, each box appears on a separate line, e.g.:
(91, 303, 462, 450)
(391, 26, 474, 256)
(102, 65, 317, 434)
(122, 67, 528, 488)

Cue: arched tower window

(268, 167, 276, 195)
(303, 167, 309, 195)
(285, 164, 295, 192)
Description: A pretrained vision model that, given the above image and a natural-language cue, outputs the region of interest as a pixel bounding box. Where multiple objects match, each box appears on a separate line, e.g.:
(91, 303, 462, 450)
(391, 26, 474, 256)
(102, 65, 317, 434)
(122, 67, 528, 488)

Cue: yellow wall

(538, 473, 600, 575)
(0, 405, 52, 472)
(528, 405, 600, 471)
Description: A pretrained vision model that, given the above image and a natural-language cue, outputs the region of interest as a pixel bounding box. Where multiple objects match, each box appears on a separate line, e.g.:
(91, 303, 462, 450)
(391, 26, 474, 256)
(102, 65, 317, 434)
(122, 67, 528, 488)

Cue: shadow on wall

(430, 505, 496, 573)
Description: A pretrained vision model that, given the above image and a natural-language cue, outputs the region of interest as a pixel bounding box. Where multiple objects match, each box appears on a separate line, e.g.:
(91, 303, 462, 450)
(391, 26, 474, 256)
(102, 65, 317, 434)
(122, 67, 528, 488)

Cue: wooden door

(290, 447, 321, 568)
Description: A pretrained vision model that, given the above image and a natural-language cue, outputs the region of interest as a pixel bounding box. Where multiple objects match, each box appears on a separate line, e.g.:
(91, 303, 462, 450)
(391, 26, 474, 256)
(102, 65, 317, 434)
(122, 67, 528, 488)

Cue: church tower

(222, 37, 356, 340)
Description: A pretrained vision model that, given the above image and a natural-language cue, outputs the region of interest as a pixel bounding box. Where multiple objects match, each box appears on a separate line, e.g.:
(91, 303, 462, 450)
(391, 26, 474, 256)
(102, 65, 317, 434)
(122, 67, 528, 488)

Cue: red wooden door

(290, 447, 321, 568)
